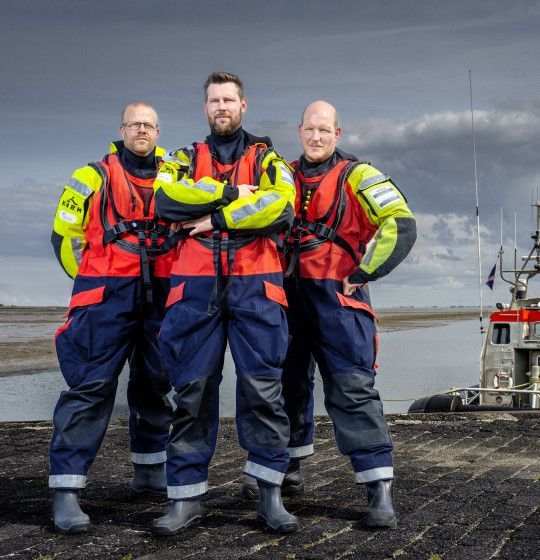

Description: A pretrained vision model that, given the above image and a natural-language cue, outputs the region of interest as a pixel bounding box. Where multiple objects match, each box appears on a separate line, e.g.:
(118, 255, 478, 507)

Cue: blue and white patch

(369, 185, 401, 209)
(59, 210, 78, 224)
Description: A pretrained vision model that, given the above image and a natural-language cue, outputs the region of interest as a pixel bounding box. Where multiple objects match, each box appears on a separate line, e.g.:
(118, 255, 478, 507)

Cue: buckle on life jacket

(102, 219, 165, 245)
(305, 222, 337, 242)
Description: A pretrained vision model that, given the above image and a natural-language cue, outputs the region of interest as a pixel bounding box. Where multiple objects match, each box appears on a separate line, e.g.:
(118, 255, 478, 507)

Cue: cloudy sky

(2, 0, 540, 308)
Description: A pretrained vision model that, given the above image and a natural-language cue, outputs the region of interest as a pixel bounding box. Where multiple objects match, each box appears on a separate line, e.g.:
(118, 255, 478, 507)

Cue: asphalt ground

(0, 413, 538, 560)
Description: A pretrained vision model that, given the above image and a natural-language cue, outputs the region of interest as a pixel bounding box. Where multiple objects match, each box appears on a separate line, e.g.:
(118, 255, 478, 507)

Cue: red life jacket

(78, 153, 173, 281)
(286, 159, 378, 281)
(193, 141, 266, 186)
(170, 141, 283, 280)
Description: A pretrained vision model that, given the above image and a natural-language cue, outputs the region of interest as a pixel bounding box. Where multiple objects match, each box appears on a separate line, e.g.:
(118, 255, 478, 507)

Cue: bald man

(49, 102, 174, 533)
(246, 100, 416, 527)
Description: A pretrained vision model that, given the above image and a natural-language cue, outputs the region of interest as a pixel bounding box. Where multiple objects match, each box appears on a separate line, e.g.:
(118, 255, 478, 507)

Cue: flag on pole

(486, 261, 497, 290)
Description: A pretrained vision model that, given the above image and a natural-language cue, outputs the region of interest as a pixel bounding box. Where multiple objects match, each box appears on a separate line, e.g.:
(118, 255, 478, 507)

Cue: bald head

(301, 100, 339, 128)
(120, 101, 158, 126)
(298, 100, 341, 163)
(119, 102, 160, 157)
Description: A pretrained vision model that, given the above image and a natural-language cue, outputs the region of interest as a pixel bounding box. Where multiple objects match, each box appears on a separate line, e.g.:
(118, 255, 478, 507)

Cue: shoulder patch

(368, 184, 401, 209)
(58, 210, 78, 224)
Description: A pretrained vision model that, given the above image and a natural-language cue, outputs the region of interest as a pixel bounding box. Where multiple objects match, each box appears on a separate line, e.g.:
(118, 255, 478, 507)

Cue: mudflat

(0, 306, 479, 376)
(0, 307, 64, 376)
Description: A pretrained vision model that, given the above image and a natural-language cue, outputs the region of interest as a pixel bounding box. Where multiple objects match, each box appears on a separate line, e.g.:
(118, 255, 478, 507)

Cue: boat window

(534, 323, 540, 337)
(492, 323, 510, 345)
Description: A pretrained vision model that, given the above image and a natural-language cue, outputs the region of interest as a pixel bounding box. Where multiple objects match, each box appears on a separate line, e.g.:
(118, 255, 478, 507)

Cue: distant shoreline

(0, 307, 480, 377)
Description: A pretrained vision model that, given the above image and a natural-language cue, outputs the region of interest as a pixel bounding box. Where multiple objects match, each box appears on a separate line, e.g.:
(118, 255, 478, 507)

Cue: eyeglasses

(122, 121, 159, 131)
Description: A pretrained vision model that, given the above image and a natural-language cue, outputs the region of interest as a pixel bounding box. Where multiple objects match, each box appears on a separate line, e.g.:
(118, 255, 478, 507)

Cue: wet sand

(0, 306, 479, 377)
(0, 307, 64, 377)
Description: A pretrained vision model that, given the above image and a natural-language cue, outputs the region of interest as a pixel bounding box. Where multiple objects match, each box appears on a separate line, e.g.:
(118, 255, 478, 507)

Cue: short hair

(300, 102, 339, 128)
(203, 72, 245, 100)
(120, 102, 158, 125)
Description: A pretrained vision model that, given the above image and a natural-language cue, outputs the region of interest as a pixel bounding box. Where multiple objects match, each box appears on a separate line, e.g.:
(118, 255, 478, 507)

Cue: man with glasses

(49, 102, 173, 533)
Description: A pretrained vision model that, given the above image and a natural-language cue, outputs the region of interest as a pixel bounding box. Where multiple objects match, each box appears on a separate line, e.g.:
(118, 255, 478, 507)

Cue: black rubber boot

(240, 474, 259, 500)
(365, 480, 397, 529)
(131, 463, 167, 495)
(152, 500, 205, 536)
(52, 490, 90, 534)
(241, 460, 305, 500)
(281, 459, 304, 496)
(257, 481, 298, 534)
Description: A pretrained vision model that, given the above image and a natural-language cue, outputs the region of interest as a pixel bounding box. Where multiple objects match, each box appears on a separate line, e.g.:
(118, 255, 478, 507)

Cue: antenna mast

(469, 69, 484, 334)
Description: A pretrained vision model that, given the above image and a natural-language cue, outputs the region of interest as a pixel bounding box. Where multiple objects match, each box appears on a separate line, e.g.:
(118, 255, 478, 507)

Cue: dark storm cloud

(2, 0, 540, 305)
(341, 102, 540, 243)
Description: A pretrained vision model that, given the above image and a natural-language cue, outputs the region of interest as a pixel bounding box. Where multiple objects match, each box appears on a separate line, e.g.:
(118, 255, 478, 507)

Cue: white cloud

(371, 211, 516, 308)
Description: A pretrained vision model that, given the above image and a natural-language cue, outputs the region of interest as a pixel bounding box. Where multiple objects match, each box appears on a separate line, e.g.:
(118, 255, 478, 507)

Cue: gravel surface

(0, 413, 537, 559)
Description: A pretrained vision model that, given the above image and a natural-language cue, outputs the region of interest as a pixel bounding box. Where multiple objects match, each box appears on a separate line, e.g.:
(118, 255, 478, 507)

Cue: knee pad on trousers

(236, 374, 290, 450)
(323, 372, 392, 454)
(168, 375, 220, 455)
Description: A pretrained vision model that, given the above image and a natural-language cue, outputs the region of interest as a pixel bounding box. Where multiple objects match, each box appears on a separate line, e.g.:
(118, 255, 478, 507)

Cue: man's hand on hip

(342, 275, 364, 296)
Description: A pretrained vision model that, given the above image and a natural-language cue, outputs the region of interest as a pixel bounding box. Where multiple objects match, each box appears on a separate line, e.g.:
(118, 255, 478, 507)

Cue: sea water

(0, 320, 481, 421)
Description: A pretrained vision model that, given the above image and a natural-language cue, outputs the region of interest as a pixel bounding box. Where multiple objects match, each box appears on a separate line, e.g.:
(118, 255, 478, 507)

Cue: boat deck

(0, 413, 538, 559)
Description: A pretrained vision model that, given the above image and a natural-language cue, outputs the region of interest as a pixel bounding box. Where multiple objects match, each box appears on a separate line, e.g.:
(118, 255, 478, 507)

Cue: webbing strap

(301, 220, 359, 265)
(160, 228, 188, 253)
(137, 231, 153, 305)
(284, 219, 359, 275)
(284, 227, 303, 278)
(102, 220, 170, 251)
(207, 230, 237, 314)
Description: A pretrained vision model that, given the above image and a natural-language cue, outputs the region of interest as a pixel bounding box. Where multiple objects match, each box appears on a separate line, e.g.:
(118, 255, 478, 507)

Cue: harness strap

(301, 220, 359, 266)
(207, 230, 237, 314)
(137, 231, 153, 304)
(208, 230, 224, 314)
(160, 228, 189, 253)
(102, 220, 169, 246)
(284, 226, 303, 278)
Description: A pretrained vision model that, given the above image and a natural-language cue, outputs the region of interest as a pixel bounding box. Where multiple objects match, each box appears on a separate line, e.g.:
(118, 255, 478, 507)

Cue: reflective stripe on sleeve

(359, 174, 388, 191)
(186, 179, 217, 194)
(278, 163, 295, 187)
(70, 238, 84, 265)
(230, 192, 280, 223)
(67, 177, 93, 198)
